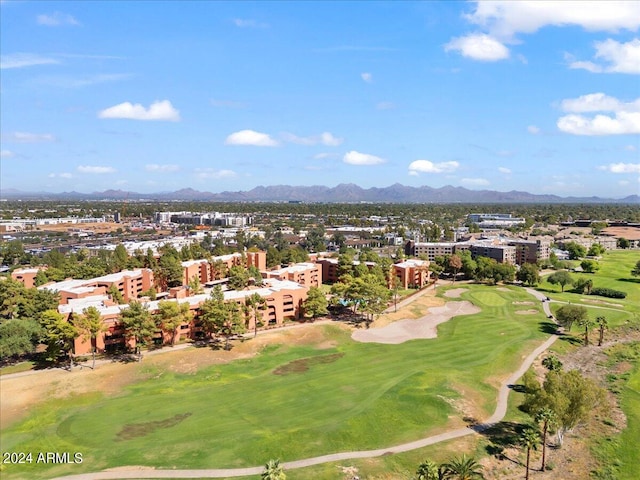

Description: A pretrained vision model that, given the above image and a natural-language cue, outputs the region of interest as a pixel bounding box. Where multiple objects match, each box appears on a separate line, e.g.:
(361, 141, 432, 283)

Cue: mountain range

(1, 184, 637, 203)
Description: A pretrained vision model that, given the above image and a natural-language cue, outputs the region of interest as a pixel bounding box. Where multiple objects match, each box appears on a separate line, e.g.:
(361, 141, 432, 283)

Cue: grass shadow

(539, 321, 560, 335)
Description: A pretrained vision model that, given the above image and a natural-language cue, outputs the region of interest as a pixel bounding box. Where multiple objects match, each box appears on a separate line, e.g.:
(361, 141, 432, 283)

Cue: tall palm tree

(416, 459, 443, 479)
(520, 427, 540, 480)
(261, 459, 286, 480)
(596, 315, 608, 346)
(535, 408, 556, 472)
(441, 454, 484, 479)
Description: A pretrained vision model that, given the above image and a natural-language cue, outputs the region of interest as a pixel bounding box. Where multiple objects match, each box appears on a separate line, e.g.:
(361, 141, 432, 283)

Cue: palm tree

(416, 459, 443, 480)
(596, 315, 608, 346)
(261, 459, 286, 480)
(520, 427, 540, 480)
(535, 408, 556, 471)
(577, 315, 595, 346)
(441, 454, 484, 479)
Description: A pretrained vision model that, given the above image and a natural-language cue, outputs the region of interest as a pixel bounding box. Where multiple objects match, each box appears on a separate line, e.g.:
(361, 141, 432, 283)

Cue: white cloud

(466, 1, 640, 38)
(625, 144, 637, 151)
(225, 129, 279, 146)
(145, 164, 179, 173)
(557, 93, 640, 135)
(37, 12, 80, 26)
(498, 167, 512, 174)
(527, 125, 540, 134)
(4, 132, 56, 143)
(48, 172, 73, 179)
(461, 177, 490, 187)
(599, 163, 640, 173)
(361, 72, 373, 83)
(558, 112, 640, 135)
(195, 168, 237, 179)
(98, 100, 181, 121)
(444, 34, 509, 61)
(618, 180, 630, 186)
(281, 131, 343, 146)
(233, 18, 269, 28)
(560, 93, 640, 113)
(0, 150, 15, 158)
(408, 160, 460, 174)
(343, 150, 386, 165)
(376, 101, 396, 110)
(569, 38, 640, 74)
(0, 53, 59, 69)
(77, 165, 116, 174)
(313, 152, 340, 160)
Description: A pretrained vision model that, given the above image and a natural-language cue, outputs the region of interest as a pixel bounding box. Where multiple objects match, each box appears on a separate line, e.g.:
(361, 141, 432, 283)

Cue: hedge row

(590, 287, 627, 299)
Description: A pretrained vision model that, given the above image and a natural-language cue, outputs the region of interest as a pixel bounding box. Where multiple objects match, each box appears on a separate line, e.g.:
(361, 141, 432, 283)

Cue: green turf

(617, 365, 640, 479)
(1, 284, 553, 480)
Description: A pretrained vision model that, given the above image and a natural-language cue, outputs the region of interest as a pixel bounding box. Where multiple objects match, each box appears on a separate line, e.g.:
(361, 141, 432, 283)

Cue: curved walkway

(51, 287, 559, 480)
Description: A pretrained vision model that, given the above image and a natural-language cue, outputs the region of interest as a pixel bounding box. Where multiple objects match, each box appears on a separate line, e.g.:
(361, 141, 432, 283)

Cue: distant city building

(467, 213, 526, 229)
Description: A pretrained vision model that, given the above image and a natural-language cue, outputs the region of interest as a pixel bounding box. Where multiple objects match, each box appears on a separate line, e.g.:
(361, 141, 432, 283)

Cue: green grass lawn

(617, 364, 640, 479)
(539, 250, 640, 316)
(0, 360, 36, 376)
(1, 285, 553, 480)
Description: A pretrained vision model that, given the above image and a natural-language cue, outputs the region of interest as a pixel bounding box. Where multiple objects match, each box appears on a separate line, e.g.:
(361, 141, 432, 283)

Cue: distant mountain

(1, 184, 637, 203)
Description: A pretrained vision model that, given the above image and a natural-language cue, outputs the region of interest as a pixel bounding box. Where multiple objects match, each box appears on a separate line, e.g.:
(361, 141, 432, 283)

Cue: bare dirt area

(373, 290, 445, 328)
(34, 222, 123, 234)
(352, 301, 481, 344)
(0, 323, 349, 429)
(444, 288, 468, 298)
(602, 226, 640, 241)
(480, 326, 640, 480)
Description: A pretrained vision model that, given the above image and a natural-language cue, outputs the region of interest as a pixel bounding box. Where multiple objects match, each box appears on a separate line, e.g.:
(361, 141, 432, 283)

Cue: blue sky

(1, 1, 638, 198)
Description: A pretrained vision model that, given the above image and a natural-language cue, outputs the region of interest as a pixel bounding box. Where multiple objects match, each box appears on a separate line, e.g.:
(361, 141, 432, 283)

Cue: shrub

(590, 287, 627, 299)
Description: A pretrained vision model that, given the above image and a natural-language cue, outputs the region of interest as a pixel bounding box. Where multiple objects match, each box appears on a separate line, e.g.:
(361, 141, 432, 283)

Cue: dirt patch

(514, 310, 538, 315)
(116, 413, 192, 441)
(580, 298, 624, 308)
(352, 301, 481, 344)
(513, 301, 534, 306)
(444, 288, 468, 298)
(273, 352, 344, 375)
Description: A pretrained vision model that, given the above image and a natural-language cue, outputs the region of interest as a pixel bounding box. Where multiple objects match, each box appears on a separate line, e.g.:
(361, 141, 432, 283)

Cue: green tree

(580, 259, 600, 273)
(73, 306, 106, 368)
(304, 225, 326, 252)
(119, 300, 155, 360)
(596, 315, 608, 346)
(631, 259, 640, 277)
(228, 265, 250, 290)
(587, 243, 605, 256)
(40, 309, 78, 370)
(555, 304, 588, 332)
(517, 263, 540, 286)
(261, 459, 286, 480)
(573, 277, 593, 294)
(34, 269, 49, 287)
(107, 284, 125, 304)
(156, 254, 184, 289)
(564, 242, 586, 260)
(547, 271, 573, 292)
(0, 319, 42, 361)
(541, 355, 563, 372)
(221, 301, 245, 350)
(535, 407, 557, 472)
(416, 459, 443, 480)
(520, 427, 540, 480)
(112, 244, 129, 272)
(441, 454, 484, 479)
(156, 301, 192, 346)
(199, 286, 227, 340)
(188, 275, 204, 294)
(303, 286, 328, 319)
(246, 293, 267, 337)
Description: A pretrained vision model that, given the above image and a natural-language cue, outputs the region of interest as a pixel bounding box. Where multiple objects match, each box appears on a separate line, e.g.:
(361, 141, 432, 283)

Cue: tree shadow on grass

(539, 321, 560, 335)
(617, 278, 640, 284)
(475, 421, 527, 466)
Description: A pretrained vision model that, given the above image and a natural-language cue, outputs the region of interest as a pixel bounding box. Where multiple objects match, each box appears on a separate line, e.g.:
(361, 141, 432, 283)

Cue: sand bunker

(515, 310, 538, 315)
(352, 301, 481, 344)
(513, 301, 535, 306)
(444, 288, 468, 298)
(497, 287, 511, 292)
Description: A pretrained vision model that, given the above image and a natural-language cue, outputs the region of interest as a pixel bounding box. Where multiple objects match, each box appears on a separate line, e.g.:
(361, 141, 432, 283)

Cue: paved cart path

(48, 287, 558, 480)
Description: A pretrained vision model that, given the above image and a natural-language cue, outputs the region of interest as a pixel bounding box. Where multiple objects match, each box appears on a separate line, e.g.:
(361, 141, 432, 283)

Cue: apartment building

(11, 267, 46, 288)
(265, 262, 321, 287)
(393, 259, 430, 289)
(40, 269, 154, 304)
(181, 251, 267, 285)
(469, 244, 517, 265)
(509, 238, 551, 264)
(63, 278, 309, 355)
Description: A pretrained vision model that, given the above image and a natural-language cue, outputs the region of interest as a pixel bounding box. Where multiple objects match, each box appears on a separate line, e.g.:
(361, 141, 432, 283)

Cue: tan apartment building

(393, 259, 430, 289)
(11, 267, 46, 289)
(265, 262, 321, 287)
